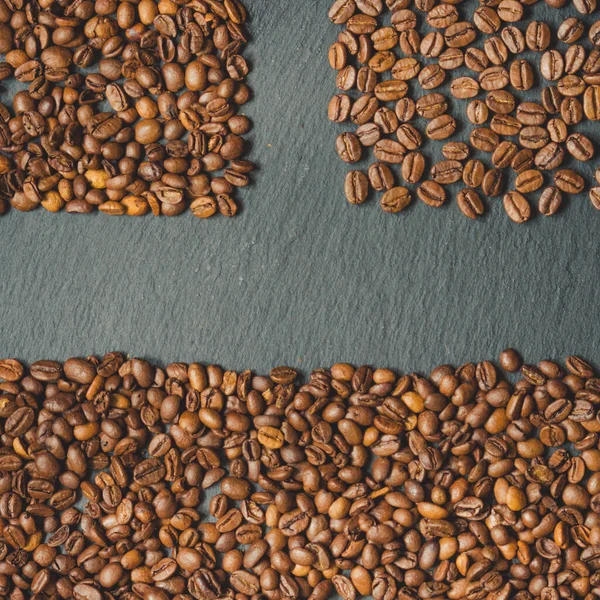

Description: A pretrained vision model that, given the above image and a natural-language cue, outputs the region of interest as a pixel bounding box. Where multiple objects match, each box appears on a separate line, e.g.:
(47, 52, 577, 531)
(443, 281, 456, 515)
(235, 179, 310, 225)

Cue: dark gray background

(1, 0, 599, 375)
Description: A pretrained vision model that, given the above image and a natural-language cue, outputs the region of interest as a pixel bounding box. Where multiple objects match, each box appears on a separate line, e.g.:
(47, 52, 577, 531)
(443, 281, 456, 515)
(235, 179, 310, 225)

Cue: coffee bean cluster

(329, 0, 600, 221)
(0, 0, 254, 218)
(1, 352, 600, 600)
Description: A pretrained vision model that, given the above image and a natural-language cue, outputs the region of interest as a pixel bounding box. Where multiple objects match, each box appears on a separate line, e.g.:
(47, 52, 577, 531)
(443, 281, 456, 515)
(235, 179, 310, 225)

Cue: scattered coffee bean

(328, 0, 599, 218)
(0, 0, 254, 217)
(1, 352, 599, 600)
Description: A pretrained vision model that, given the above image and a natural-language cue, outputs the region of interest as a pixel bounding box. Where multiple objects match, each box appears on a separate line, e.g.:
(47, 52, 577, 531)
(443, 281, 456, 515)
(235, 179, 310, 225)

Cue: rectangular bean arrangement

(0, 0, 254, 217)
(0, 351, 599, 600)
(328, 0, 600, 220)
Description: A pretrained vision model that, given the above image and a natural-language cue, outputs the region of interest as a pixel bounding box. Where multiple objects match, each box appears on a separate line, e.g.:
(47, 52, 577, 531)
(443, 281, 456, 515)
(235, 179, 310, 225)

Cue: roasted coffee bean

(590, 187, 600, 209)
(515, 169, 544, 193)
(467, 100, 489, 125)
(554, 169, 585, 193)
(431, 160, 462, 184)
(425, 115, 456, 140)
(443, 142, 470, 161)
(336, 132, 363, 163)
(416, 94, 448, 119)
(526, 21, 551, 52)
(368, 162, 394, 191)
(503, 191, 532, 222)
(566, 133, 594, 161)
(463, 159, 485, 187)
(380, 186, 412, 212)
(539, 186, 563, 216)
(402, 152, 425, 184)
(482, 168, 506, 196)
(509, 59, 535, 91)
(492, 141, 518, 169)
(451, 77, 479, 99)
(345, 171, 369, 204)
(457, 189, 484, 219)
(470, 128, 499, 152)
(417, 180, 446, 207)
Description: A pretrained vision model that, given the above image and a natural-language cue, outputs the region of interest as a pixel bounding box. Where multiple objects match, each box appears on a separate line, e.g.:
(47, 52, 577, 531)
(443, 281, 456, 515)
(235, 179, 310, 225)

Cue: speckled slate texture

(0, 0, 599, 375)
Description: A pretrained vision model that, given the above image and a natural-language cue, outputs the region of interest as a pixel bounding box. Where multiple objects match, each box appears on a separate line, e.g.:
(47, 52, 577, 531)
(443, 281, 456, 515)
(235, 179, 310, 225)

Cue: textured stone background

(0, 0, 599, 375)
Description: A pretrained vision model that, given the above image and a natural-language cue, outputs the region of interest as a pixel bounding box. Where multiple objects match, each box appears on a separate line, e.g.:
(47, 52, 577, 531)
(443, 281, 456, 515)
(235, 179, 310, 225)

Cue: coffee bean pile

(0, 0, 254, 218)
(2, 352, 600, 600)
(328, 0, 600, 221)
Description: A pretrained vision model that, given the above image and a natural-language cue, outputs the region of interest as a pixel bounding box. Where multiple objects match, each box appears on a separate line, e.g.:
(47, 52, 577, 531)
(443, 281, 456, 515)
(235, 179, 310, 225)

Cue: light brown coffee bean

(443, 142, 470, 161)
(380, 186, 412, 212)
(417, 180, 446, 207)
(590, 187, 600, 209)
(503, 191, 532, 223)
(431, 160, 463, 184)
(554, 169, 585, 193)
(463, 159, 485, 187)
(336, 132, 363, 163)
(368, 162, 394, 191)
(539, 186, 562, 215)
(482, 168, 506, 197)
(451, 77, 479, 99)
(457, 189, 485, 219)
(470, 128, 499, 152)
(515, 169, 544, 193)
(491, 143, 519, 171)
(426, 115, 456, 140)
(345, 171, 369, 204)
(402, 152, 425, 184)
(467, 100, 489, 124)
(416, 93, 448, 119)
(566, 133, 594, 161)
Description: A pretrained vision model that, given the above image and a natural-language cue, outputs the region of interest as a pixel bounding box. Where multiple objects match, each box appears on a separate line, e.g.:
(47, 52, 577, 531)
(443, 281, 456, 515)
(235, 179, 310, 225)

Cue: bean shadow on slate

(0, 0, 599, 375)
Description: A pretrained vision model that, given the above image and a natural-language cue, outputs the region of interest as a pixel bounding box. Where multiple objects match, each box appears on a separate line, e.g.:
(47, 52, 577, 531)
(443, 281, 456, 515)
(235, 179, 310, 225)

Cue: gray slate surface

(0, 0, 599, 375)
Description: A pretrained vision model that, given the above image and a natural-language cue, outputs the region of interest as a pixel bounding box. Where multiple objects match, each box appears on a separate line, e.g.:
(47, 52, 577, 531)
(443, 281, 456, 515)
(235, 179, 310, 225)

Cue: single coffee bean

(558, 18, 585, 43)
(590, 187, 600, 209)
(443, 142, 469, 161)
(431, 160, 463, 184)
(416, 93, 448, 119)
(503, 191, 532, 223)
(515, 169, 544, 194)
(470, 128, 499, 152)
(380, 186, 412, 212)
(583, 85, 600, 120)
(402, 152, 425, 184)
(499, 348, 522, 371)
(463, 159, 485, 188)
(457, 189, 484, 219)
(554, 169, 585, 193)
(482, 168, 506, 197)
(374, 139, 406, 163)
(467, 100, 489, 124)
(566, 133, 594, 161)
(451, 76, 479, 99)
(534, 142, 565, 171)
(356, 122, 382, 146)
(526, 21, 551, 52)
(540, 50, 565, 81)
(368, 162, 394, 191)
(538, 186, 563, 215)
(336, 132, 363, 163)
(511, 148, 534, 173)
(509, 59, 534, 91)
(426, 115, 456, 140)
(492, 141, 518, 169)
(345, 171, 369, 204)
(328, 94, 352, 123)
(417, 180, 446, 207)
